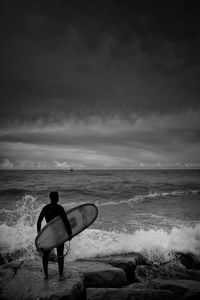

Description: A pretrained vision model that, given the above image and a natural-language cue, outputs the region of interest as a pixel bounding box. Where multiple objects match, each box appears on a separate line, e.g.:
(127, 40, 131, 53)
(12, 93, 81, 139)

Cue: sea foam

(67, 224, 200, 262)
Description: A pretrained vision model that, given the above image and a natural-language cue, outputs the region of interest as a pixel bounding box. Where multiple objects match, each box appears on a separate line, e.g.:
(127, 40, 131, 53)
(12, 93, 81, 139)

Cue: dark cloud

(1, 0, 200, 128)
(1, 116, 200, 152)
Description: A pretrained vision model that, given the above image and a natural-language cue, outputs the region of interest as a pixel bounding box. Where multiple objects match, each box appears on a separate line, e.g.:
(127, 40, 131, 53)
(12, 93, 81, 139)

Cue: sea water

(0, 169, 200, 263)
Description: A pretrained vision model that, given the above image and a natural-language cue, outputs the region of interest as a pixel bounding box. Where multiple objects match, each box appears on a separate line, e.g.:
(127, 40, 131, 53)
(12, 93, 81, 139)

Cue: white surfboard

(35, 203, 98, 251)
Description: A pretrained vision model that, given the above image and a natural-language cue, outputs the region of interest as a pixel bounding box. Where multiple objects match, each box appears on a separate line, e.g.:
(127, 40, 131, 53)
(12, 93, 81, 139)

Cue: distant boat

(70, 168, 74, 172)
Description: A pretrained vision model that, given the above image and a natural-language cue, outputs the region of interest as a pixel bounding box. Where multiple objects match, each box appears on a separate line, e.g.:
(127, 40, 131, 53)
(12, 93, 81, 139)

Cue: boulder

(135, 263, 200, 282)
(83, 252, 146, 284)
(126, 279, 200, 300)
(0, 259, 86, 300)
(68, 260, 127, 288)
(122, 282, 162, 290)
(181, 290, 200, 300)
(174, 252, 200, 270)
(154, 279, 200, 300)
(0, 253, 7, 265)
(87, 287, 174, 300)
(0, 249, 27, 264)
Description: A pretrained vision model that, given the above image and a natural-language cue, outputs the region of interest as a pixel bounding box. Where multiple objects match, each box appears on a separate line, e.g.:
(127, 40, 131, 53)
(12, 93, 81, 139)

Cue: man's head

(49, 191, 59, 204)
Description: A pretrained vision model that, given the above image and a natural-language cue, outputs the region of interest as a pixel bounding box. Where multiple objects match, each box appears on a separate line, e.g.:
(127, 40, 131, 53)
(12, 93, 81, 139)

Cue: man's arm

(37, 208, 45, 233)
(60, 207, 72, 240)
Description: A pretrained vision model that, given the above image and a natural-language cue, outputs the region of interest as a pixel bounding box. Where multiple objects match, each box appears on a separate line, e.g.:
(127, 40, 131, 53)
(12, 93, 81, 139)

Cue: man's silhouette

(37, 191, 72, 280)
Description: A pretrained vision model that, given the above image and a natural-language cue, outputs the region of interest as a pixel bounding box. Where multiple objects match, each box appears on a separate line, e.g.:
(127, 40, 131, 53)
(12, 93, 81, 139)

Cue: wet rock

(174, 252, 200, 270)
(87, 287, 174, 300)
(0, 249, 27, 264)
(154, 279, 200, 300)
(126, 279, 200, 300)
(83, 252, 147, 284)
(68, 260, 127, 288)
(181, 290, 200, 300)
(135, 263, 200, 282)
(0, 259, 86, 300)
(0, 253, 7, 265)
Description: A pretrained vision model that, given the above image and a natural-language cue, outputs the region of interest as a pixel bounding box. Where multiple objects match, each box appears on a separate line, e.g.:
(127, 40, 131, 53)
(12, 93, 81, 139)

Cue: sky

(1, 0, 200, 170)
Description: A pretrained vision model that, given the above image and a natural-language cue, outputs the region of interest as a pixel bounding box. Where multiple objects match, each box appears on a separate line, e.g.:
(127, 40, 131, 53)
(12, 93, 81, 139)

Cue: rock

(0, 253, 8, 265)
(122, 282, 162, 290)
(174, 252, 200, 270)
(153, 279, 200, 300)
(135, 263, 200, 282)
(126, 279, 200, 300)
(87, 287, 174, 300)
(0, 259, 86, 300)
(181, 290, 200, 300)
(0, 249, 27, 264)
(82, 252, 146, 284)
(68, 260, 127, 288)
(85, 252, 147, 265)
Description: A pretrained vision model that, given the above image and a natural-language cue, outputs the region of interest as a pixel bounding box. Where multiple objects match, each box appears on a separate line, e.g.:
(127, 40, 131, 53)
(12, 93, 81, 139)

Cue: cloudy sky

(1, 0, 200, 169)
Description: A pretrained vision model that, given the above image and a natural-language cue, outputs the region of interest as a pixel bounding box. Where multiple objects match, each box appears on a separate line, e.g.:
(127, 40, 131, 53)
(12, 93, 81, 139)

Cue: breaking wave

(95, 189, 200, 206)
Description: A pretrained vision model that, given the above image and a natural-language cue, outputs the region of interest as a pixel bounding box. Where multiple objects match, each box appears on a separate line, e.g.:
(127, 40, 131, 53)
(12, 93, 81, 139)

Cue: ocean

(0, 169, 200, 263)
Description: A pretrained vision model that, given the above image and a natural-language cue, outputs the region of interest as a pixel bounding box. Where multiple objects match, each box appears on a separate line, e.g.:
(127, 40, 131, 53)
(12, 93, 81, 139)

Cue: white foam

(0, 195, 44, 253)
(66, 223, 200, 262)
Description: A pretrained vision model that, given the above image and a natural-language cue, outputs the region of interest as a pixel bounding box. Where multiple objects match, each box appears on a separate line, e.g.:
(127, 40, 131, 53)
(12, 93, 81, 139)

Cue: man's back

(41, 203, 66, 223)
(37, 202, 72, 237)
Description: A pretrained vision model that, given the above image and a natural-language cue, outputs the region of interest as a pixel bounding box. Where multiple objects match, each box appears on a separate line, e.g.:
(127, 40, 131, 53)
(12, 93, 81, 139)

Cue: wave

(67, 224, 200, 263)
(95, 189, 200, 207)
(0, 188, 30, 196)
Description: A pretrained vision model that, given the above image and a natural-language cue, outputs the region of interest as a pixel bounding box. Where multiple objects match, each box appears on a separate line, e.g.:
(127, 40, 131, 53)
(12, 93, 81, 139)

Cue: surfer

(37, 191, 72, 280)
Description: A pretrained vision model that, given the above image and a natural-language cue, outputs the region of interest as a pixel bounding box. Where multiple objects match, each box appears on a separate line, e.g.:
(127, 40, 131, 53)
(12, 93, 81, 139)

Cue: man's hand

(36, 244, 44, 252)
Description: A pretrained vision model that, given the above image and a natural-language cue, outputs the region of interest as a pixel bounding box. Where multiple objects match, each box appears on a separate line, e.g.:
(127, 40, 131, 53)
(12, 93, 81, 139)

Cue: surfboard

(35, 203, 98, 251)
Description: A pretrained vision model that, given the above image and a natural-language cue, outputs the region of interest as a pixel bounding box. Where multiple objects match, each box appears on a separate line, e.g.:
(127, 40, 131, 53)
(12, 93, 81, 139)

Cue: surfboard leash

(64, 240, 71, 257)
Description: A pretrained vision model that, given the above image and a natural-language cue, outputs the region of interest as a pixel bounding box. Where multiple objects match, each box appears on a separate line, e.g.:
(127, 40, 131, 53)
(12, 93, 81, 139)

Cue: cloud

(1, 110, 200, 147)
(0, 159, 14, 169)
(0, 110, 199, 169)
(1, 1, 200, 129)
(0, 158, 52, 170)
(2, 36, 200, 127)
(54, 161, 70, 169)
(54, 160, 86, 169)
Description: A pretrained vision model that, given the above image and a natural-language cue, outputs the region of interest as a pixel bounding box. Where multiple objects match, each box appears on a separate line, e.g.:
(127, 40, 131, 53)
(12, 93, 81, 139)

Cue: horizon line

(1, 168, 200, 171)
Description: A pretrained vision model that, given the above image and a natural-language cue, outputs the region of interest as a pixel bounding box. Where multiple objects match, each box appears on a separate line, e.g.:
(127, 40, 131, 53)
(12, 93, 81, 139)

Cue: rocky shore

(0, 251, 200, 300)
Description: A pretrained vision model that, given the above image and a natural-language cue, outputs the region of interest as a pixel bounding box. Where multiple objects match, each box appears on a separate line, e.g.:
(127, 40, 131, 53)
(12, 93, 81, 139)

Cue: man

(37, 191, 72, 280)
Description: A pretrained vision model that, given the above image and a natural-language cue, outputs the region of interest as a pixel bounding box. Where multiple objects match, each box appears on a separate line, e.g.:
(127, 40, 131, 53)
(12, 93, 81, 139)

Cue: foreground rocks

(83, 252, 147, 284)
(0, 259, 85, 300)
(0, 251, 200, 299)
(67, 260, 127, 287)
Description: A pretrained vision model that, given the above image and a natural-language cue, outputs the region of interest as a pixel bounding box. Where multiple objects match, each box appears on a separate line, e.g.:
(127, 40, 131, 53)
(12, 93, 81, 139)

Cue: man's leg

(42, 249, 51, 279)
(57, 244, 64, 278)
